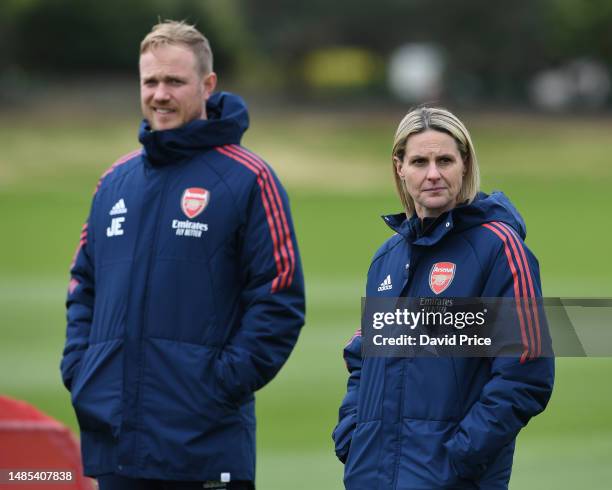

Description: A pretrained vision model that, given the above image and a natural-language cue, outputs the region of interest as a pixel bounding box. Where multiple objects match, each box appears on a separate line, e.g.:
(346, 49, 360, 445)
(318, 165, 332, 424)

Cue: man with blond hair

(61, 20, 305, 490)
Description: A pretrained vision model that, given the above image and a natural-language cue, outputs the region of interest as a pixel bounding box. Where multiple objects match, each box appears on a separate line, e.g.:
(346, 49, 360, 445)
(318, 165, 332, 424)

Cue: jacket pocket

(143, 338, 239, 429)
(344, 420, 382, 489)
(356, 358, 385, 422)
(71, 339, 123, 435)
(139, 338, 246, 472)
(398, 418, 477, 489)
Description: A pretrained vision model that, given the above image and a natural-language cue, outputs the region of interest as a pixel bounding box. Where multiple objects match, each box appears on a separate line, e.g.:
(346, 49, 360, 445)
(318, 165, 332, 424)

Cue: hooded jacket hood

(139, 91, 249, 165)
(384, 191, 527, 245)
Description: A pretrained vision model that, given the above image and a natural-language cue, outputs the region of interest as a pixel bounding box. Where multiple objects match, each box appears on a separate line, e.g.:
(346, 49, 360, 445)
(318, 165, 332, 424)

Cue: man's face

(139, 44, 216, 131)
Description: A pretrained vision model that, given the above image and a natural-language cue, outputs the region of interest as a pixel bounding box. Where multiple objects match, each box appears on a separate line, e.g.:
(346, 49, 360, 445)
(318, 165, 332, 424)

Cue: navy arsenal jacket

(60, 92, 305, 481)
(333, 192, 554, 489)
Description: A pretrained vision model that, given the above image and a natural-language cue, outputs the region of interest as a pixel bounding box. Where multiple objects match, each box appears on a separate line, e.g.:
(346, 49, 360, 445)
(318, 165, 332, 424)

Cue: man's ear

(202, 72, 217, 100)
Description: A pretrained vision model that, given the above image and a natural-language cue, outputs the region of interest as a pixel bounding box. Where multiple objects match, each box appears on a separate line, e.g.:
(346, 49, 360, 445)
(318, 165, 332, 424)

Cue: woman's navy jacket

(333, 192, 554, 489)
(60, 93, 305, 481)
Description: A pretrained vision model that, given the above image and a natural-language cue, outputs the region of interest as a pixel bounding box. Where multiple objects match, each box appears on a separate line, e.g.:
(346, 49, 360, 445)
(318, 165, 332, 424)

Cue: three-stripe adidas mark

(378, 274, 393, 291)
(110, 198, 127, 216)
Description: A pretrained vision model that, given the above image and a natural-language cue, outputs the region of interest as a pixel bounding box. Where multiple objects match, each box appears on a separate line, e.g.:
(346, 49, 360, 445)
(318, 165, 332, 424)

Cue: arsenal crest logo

(429, 262, 456, 295)
(181, 187, 210, 219)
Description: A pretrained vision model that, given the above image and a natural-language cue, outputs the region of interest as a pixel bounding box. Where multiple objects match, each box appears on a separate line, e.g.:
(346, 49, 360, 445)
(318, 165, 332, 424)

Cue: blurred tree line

(1, 0, 611, 106)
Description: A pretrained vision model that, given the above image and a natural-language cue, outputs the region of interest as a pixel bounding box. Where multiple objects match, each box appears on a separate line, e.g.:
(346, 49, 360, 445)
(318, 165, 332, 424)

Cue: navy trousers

(97, 474, 255, 490)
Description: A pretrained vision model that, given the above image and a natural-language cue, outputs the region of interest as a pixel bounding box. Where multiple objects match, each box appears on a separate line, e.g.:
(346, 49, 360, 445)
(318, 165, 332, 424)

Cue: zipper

(392, 246, 419, 489)
(391, 352, 407, 489)
(131, 166, 171, 466)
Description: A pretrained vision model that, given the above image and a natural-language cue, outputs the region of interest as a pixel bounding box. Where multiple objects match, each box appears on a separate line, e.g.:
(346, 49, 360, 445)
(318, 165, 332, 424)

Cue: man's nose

(153, 84, 170, 101)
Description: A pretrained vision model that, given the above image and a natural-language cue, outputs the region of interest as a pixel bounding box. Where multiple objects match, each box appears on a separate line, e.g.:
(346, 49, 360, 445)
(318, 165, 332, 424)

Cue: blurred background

(1, 0, 611, 488)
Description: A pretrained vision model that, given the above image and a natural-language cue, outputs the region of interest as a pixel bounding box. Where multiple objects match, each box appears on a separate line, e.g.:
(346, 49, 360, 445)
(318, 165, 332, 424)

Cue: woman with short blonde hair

(333, 107, 554, 489)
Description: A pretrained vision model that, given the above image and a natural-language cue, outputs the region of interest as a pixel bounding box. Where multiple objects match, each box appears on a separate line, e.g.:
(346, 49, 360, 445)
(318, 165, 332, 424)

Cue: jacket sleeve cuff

(213, 349, 254, 403)
(60, 351, 84, 392)
(332, 412, 358, 464)
(335, 444, 350, 464)
(444, 439, 487, 480)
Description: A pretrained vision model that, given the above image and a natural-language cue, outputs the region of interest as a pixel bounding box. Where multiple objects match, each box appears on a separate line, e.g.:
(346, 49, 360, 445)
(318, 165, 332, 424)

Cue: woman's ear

(394, 156, 404, 178)
(462, 155, 470, 176)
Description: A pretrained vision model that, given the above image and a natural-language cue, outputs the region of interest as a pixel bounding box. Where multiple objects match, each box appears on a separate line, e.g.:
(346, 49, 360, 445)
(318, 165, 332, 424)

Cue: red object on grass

(0, 396, 95, 489)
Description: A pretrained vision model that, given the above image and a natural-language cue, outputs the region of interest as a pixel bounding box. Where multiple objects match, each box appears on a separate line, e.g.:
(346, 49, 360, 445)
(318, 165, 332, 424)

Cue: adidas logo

(377, 274, 393, 292)
(109, 198, 127, 216)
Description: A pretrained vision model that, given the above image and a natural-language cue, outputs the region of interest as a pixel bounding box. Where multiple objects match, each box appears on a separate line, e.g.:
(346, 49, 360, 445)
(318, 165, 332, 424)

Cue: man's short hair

(140, 20, 213, 76)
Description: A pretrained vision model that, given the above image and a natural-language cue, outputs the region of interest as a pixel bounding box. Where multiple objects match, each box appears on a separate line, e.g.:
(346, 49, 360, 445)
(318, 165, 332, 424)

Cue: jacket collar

(382, 211, 455, 246)
(381, 191, 527, 246)
(138, 92, 249, 166)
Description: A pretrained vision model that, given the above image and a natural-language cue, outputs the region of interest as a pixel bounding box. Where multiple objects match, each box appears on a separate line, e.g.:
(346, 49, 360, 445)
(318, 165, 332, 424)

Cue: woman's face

(395, 129, 466, 219)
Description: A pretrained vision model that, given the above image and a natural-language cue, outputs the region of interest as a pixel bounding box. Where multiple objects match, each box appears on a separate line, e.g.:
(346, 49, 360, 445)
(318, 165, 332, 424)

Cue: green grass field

(1, 110, 611, 489)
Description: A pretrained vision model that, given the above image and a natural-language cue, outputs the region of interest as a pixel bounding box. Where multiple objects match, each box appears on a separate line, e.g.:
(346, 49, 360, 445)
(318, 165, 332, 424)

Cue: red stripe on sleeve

(343, 328, 362, 370)
(70, 150, 139, 275)
(345, 328, 362, 348)
(70, 223, 89, 269)
(215, 146, 284, 292)
(94, 149, 141, 194)
(68, 278, 80, 295)
(227, 145, 296, 290)
(490, 222, 537, 360)
(224, 145, 293, 289)
(482, 223, 531, 363)
(496, 222, 542, 357)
